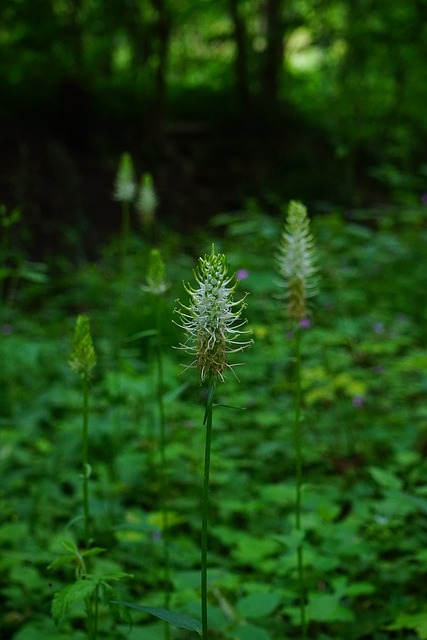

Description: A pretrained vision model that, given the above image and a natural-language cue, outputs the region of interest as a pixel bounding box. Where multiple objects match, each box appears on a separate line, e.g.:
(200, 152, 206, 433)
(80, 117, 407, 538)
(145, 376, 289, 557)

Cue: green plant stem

(201, 381, 215, 640)
(93, 583, 99, 639)
(121, 200, 130, 262)
(82, 375, 90, 550)
(294, 326, 307, 639)
(81, 376, 99, 640)
(155, 296, 171, 640)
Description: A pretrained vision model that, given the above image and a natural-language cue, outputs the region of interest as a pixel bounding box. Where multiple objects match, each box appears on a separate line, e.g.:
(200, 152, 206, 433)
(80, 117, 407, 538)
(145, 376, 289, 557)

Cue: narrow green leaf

(111, 602, 202, 634)
(81, 547, 106, 558)
(99, 571, 133, 583)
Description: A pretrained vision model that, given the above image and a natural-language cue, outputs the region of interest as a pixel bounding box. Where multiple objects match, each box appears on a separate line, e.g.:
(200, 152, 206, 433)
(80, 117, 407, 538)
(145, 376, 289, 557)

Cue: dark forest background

(1, 0, 427, 258)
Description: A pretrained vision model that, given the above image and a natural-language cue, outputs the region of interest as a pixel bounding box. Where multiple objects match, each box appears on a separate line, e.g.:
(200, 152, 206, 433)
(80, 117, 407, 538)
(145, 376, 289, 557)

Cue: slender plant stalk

(201, 381, 215, 640)
(69, 315, 98, 640)
(82, 375, 91, 550)
(81, 375, 99, 640)
(276, 201, 317, 639)
(174, 247, 251, 640)
(155, 296, 171, 640)
(293, 326, 307, 638)
(121, 200, 130, 264)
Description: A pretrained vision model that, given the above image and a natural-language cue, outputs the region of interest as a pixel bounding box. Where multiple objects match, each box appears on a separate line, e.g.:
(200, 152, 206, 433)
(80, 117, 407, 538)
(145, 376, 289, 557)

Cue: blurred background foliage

(0, 0, 427, 258)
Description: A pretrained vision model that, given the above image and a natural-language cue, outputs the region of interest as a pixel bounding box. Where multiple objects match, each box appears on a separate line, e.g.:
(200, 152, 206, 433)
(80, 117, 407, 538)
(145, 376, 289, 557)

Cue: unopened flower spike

(142, 248, 169, 295)
(277, 200, 318, 322)
(137, 172, 158, 225)
(69, 315, 97, 379)
(113, 152, 136, 203)
(174, 245, 252, 383)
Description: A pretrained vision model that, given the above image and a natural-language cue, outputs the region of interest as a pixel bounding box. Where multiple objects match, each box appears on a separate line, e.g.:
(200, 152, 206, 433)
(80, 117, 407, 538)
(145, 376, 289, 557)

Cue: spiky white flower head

(142, 248, 169, 296)
(174, 245, 252, 384)
(113, 152, 136, 203)
(136, 172, 158, 225)
(277, 200, 318, 322)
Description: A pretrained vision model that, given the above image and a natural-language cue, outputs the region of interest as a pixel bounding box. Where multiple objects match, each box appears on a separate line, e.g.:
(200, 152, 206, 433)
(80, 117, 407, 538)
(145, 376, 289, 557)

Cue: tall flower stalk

(175, 246, 251, 639)
(143, 249, 171, 640)
(69, 315, 98, 638)
(277, 201, 318, 640)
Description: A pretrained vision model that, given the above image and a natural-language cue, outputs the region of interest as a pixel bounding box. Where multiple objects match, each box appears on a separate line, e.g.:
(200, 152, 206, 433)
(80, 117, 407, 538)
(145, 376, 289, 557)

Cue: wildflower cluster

(175, 246, 252, 383)
(277, 200, 318, 322)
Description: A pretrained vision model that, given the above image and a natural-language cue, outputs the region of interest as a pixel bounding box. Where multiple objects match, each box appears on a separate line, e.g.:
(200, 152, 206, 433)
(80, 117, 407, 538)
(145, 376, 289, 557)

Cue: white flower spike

(113, 152, 136, 203)
(175, 245, 252, 383)
(277, 200, 318, 322)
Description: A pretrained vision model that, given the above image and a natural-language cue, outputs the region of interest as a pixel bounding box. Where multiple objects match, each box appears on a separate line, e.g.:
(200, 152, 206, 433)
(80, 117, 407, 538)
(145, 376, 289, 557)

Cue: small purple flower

(1, 324, 12, 335)
(152, 530, 162, 541)
(236, 268, 249, 280)
(299, 318, 311, 329)
(373, 322, 385, 334)
(352, 395, 365, 408)
(421, 193, 427, 205)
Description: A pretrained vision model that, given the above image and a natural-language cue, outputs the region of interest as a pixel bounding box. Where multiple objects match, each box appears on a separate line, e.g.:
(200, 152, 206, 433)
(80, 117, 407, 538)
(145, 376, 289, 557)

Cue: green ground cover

(1, 203, 427, 639)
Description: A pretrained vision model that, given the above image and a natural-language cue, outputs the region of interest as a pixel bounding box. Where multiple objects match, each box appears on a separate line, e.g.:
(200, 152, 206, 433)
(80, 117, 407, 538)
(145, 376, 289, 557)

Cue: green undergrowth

(1, 204, 427, 639)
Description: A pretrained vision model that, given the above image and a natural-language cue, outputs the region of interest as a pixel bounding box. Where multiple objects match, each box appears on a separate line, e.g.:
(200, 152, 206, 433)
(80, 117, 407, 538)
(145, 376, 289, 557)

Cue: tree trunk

(260, 0, 285, 113)
(150, 0, 171, 134)
(229, 0, 251, 112)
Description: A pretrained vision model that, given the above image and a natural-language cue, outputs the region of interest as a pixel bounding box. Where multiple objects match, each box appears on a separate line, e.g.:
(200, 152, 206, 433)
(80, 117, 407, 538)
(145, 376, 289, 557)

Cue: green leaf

(111, 602, 202, 634)
(233, 535, 280, 564)
(52, 579, 97, 621)
(387, 611, 427, 639)
(99, 571, 133, 584)
(345, 581, 376, 597)
(236, 592, 282, 619)
(82, 546, 106, 558)
(369, 466, 403, 490)
(234, 623, 272, 640)
(307, 594, 354, 623)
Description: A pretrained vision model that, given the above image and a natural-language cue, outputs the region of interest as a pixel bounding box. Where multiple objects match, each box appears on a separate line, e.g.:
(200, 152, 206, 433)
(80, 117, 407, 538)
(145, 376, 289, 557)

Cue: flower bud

(142, 248, 169, 296)
(69, 315, 97, 379)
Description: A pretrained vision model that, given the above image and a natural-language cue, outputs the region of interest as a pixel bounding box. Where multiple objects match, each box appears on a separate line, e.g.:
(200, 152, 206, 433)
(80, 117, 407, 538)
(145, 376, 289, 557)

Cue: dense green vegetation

(2, 199, 427, 639)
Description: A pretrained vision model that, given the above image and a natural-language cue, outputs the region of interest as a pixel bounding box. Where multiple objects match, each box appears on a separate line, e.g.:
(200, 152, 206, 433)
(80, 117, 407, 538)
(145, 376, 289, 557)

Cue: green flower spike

(69, 315, 97, 379)
(142, 248, 169, 296)
(277, 200, 318, 322)
(113, 152, 136, 203)
(174, 245, 252, 383)
(137, 172, 158, 225)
